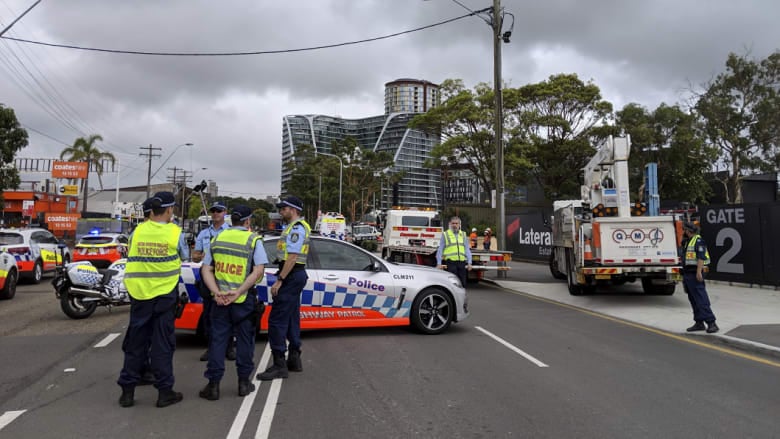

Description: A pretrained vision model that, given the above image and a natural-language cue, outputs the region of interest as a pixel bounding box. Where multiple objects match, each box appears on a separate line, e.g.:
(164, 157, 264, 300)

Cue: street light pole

(317, 151, 343, 214)
(151, 143, 194, 181)
(492, 0, 506, 251)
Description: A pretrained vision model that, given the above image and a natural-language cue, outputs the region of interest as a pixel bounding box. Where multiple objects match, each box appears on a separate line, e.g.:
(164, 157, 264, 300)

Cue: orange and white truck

(549, 136, 684, 295)
(381, 207, 511, 281)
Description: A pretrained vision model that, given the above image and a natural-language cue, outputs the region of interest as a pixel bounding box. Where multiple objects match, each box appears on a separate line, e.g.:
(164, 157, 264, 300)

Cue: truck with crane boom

(549, 136, 684, 295)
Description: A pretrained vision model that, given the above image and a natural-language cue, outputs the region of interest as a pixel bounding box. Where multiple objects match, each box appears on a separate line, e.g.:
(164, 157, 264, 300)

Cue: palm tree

(59, 134, 115, 214)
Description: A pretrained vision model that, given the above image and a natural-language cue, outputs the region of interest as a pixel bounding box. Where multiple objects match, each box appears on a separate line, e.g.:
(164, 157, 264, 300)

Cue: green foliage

(284, 140, 393, 223)
(695, 51, 780, 203)
(0, 104, 27, 202)
(617, 103, 716, 204)
(507, 73, 614, 200)
(252, 208, 270, 231)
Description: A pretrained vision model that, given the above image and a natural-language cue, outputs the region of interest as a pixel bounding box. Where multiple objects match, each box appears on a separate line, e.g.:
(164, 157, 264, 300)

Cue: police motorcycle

(53, 242, 132, 319)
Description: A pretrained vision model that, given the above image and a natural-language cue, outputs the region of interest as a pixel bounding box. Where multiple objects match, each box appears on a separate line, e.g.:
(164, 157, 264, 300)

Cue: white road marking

(63, 368, 76, 372)
(226, 344, 272, 439)
(475, 326, 549, 368)
(94, 332, 121, 348)
(255, 378, 283, 439)
(0, 410, 26, 431)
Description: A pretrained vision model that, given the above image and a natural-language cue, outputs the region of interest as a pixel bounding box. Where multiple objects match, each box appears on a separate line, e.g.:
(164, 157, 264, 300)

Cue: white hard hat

(472, 228, 477, 232)
(486, 227, 491, 231)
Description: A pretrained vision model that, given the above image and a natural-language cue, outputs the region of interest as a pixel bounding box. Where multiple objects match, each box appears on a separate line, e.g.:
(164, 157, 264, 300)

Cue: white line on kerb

(226, 343, 272, 439)
(0, 410, 26, 432)
(475, 326, 549, 368)
(94, 333, 121, 348)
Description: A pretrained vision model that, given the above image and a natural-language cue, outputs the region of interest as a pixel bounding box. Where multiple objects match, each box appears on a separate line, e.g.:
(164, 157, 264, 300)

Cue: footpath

(480, 260, 780, 358)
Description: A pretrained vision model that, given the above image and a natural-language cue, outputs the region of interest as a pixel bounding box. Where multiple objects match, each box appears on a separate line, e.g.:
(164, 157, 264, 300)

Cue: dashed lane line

(476, 326, 549, 367)
(94, 333, 121, 348)
(0, 410, 26, 432)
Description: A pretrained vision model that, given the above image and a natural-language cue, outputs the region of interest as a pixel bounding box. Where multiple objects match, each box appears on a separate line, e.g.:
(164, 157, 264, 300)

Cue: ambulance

(313, 212, 348, 240)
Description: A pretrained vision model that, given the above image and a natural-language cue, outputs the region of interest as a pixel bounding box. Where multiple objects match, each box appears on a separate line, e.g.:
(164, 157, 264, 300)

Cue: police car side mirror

(371, 260, 381, 272)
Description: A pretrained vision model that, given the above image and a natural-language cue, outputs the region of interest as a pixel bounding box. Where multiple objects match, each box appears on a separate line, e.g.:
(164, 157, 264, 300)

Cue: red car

(72, 232, 129, 268)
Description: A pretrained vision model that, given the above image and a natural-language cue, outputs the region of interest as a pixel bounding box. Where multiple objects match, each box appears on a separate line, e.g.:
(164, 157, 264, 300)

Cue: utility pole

(492, 0, 506, 251)
(140, 144, 161, 199)
(167, 167, 191, 221)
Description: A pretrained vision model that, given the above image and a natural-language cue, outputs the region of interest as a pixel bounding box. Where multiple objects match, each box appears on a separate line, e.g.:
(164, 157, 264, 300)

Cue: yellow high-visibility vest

(277, 219, 311, 265)
(210, 228, 261, 304)
(124, 221, 182, 300)
(442, 229, 467, 262)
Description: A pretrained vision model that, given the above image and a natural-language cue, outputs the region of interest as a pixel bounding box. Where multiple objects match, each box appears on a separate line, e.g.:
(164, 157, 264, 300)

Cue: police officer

(117, 191, 188, 408)
(681, 221, 718, 334)
(192, 201, 236, 362)
(199, 205, 268, 400)
(258, 196, 310, 381)
(436, 216, 472, 288)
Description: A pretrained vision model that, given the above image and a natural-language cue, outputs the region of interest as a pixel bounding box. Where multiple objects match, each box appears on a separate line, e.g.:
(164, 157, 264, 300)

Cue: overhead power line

(0, 9, 489, 56)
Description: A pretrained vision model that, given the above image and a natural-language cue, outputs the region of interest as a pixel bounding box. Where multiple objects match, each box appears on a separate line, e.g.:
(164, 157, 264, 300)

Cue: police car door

(31, 231, 55, 271)
(307, 239, 400, 326)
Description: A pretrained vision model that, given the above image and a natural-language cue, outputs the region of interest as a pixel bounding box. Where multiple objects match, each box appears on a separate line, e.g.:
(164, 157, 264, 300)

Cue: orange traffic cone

(584, 238, 593, 260)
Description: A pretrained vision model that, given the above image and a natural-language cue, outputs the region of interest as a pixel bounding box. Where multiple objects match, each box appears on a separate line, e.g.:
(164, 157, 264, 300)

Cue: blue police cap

(208, 201, 227, 212)
(231, 205, 253, 222)
(151, 191, 176, 208)
(276, 196, 303, 211)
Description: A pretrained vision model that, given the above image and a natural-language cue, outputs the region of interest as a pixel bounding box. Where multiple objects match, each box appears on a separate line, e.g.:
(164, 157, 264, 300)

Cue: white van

(314, 212, 348, 240)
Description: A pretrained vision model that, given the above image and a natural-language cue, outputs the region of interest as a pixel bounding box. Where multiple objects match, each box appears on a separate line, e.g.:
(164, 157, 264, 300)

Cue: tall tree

(330, 137, 394, 222)
(616, 103, 716, 205)
(507, 73, 614, 200)
(59, 134, 115, 214)
(409, 79, 514, 198)
(694, 51, 780, 203)
(0, 104, 27, 205)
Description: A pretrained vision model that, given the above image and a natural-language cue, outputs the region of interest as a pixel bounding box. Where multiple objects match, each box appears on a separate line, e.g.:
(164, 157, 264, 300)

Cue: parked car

(175, 235, 469, 336)
(0, 251, 18, 299)
(72, 232, 129, 268)
(0, 228, 71, 283)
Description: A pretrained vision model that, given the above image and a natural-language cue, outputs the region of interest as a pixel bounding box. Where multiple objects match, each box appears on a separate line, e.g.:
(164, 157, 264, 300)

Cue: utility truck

(381, 207, 511, 281)
(549, 136, 684, 295)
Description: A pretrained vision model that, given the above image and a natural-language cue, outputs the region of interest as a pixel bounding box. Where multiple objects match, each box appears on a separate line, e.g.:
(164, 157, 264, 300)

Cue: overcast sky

(1, 0, 778, 199)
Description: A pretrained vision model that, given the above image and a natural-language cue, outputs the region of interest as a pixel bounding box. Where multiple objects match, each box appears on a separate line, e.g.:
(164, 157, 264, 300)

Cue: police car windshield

(0, 232, 23, 245)
(401, 216, 430, 227)
(79, 236, 114, 245)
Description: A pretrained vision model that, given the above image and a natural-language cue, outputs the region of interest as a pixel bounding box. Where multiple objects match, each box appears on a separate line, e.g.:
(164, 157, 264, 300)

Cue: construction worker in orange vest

(469, 227, 478, 249)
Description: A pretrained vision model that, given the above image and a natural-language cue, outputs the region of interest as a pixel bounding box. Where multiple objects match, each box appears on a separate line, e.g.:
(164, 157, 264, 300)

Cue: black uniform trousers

(682, 271, 716, 323)
(118, 288, 177, 390)
(268, 269, 308, 354)
(205, 294, 257, 381)
(445, 260, 468, 288)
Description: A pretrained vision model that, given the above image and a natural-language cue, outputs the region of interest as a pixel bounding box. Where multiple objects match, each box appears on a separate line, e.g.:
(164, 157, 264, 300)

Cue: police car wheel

(31, 260, 43, 284)
(410, 288, 453, 335)
(0, 268, 17, 300)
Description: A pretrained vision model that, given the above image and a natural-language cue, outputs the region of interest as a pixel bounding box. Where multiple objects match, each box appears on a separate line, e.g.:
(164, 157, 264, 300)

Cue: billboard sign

(45, 213, 81, 231)
(22, 200, 35, 217)
(51, 161, 89, 179)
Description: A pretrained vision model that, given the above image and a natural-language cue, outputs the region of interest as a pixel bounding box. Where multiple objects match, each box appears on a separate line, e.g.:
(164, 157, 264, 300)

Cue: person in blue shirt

(192, 201, 236, 362)
(198, 205, 268, 400)
(258, 196, 311, 381)
(436, 216, 473, 288)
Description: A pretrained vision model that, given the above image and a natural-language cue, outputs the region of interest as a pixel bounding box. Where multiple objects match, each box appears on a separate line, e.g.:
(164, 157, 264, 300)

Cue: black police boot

(118, 386, 135, 408)
(199, 381, 220, 401)
(287, 349, 302, 372)
(156, 388, 184, 408)
(706, 322, 719, 334)
(686, 322, 706, 332)
(226, 339, 237, 361)
(257, 352, 289, 381)
(199, 349, 209, 361)
(238, 378, 255, 397)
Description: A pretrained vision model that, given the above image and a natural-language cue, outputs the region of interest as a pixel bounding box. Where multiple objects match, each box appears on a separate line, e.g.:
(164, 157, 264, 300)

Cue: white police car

(0, 228, 71, 284)
(0, 251, 18, 300)
(176, 235, 469, 335)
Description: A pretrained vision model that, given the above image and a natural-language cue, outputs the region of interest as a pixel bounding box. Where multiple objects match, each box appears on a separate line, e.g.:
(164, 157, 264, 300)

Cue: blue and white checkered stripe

(12, 252, 33, 262)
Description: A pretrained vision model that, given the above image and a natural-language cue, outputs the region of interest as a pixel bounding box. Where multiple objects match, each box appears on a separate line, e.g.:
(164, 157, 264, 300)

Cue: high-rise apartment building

(281, 79, 441, 211)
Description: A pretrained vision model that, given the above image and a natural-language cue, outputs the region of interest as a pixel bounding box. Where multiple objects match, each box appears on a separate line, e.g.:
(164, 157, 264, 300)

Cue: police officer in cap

(258, 196, 311, 381)
(681, 221, 718, 333)
(193, 201, 236, 362)
(199, 205, 268, 400)
(117, 191, 188, 408)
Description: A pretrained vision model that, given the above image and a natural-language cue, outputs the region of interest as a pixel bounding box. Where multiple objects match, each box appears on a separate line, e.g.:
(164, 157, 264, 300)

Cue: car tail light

(7, 246, 30, 255)
(101, 245, 118, 254)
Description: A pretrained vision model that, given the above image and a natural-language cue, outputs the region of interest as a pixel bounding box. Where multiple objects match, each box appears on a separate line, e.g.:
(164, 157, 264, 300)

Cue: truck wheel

(410, 288, 454, 335)
(565, 248, 583, 296)
(641, 278, 676, 295)
(60, 291, 98, 319)
(0, 268, 18, 300)
(549, 248, 567, 280)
